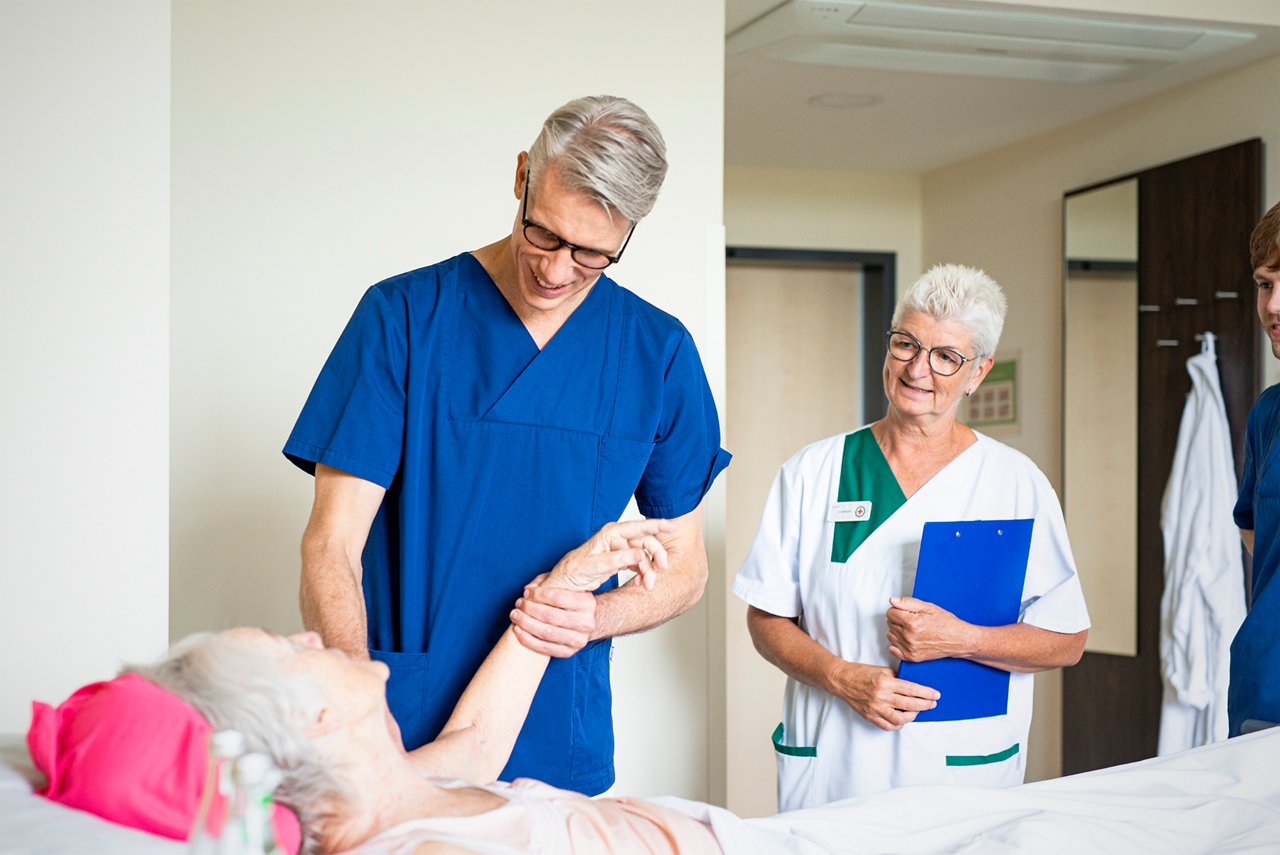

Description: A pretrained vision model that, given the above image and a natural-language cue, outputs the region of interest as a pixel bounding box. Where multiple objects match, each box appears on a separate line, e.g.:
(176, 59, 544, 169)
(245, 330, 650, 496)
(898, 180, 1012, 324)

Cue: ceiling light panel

(847, 2, 1204, 51)
(727, 0, 1258, 83)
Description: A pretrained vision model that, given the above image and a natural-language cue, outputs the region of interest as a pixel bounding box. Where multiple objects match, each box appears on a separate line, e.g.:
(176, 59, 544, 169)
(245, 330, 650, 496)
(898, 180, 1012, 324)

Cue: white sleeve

(1019, 475, 1092, 634)
(732, 463, 805, 619)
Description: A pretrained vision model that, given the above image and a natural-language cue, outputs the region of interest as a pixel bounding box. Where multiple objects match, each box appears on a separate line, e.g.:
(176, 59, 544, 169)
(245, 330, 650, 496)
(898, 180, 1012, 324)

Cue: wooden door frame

(725, 247, 897, 422)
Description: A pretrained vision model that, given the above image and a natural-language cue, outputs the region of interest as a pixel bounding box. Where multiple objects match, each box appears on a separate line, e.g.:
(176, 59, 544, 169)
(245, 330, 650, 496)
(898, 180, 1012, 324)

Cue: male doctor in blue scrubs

(283, 95, 730, 795)
(1232, 199, 1280, 736)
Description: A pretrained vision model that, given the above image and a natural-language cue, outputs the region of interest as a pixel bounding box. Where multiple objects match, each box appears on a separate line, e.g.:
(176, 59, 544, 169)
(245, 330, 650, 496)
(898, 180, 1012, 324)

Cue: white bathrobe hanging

(1158, 333, 1247, 753)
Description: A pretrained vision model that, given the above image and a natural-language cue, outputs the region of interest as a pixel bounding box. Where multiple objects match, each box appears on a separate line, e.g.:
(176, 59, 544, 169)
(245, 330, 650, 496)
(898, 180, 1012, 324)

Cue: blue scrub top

(1230, 383, 1280, 735)
(284, 253, 730, 794)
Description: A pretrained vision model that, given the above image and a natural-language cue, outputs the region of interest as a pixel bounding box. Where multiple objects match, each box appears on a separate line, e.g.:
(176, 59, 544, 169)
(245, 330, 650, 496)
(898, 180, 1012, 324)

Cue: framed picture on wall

(965, 353, 1018, 433)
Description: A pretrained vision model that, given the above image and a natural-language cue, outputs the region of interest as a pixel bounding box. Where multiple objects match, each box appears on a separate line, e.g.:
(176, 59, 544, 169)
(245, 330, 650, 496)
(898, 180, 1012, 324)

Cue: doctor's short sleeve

(1234, 395, 1267, 531)
(633, 331, 731, 519)
(733, 463, 805, 619)
(283, 286, 408, 489)
(1019, 472, 1091, 634)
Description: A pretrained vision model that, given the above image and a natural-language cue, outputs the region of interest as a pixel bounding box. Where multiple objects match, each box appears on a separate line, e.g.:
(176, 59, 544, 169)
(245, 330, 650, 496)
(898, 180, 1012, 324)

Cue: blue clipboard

(897, 518, 1033, 722)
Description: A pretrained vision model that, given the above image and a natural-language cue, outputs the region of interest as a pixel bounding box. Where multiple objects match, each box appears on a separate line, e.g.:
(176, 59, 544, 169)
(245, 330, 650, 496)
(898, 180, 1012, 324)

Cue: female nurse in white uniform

(734, 264, 1090, 811)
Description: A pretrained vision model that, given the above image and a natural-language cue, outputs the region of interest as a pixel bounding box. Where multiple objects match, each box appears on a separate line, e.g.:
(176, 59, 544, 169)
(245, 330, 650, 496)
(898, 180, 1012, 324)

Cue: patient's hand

(886, 596, 970, 663)
(510, 519, 673, 658)
(545, 519, 672, 592)
(829, 661, 939, 731)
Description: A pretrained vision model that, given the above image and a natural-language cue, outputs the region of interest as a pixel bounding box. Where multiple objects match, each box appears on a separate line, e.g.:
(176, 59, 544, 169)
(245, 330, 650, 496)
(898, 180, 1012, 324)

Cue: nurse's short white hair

(892, 264, 1008, 358)
(527, 94, 667, 224)
(127, 631, 345, 855)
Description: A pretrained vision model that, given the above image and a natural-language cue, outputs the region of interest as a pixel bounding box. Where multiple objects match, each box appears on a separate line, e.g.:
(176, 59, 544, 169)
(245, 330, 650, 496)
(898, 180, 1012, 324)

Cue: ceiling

(725, 0, 1280, 173)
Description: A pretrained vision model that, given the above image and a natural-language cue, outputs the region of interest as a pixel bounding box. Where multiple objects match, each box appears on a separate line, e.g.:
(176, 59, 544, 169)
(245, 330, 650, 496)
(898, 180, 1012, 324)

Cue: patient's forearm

(413, 519, 678, 780)
(410, 628, 549, 782)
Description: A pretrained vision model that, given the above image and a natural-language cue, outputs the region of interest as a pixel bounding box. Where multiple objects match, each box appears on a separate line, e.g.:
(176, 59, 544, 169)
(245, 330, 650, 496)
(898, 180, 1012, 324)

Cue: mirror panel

(1063, 178, 1138, 657)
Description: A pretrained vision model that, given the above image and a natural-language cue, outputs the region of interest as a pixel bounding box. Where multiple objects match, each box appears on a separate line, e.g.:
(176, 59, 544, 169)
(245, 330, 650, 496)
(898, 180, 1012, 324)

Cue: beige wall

(922, 54, 1280, 779)
(725, 167, 923, 286)
(1064, 271, 1139, 657)
(724, 265, 863, 816)
(0, 0, 170, 732)
(719, 168, 920, 806)
(169, 0, 725, 801)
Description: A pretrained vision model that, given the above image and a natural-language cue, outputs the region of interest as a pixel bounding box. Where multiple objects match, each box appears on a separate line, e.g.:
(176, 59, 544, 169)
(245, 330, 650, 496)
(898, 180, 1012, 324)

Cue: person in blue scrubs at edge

(1232, 199, 1280, 736)
(283, 95, 731, 795)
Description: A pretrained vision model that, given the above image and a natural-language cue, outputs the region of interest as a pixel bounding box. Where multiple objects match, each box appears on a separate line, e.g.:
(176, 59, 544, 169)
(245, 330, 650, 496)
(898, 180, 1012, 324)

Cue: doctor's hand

(510, 519, 674, 658)
(511, 580, 598, 658)
(829, 660, 939, 731)
(886, 596, 971, 663)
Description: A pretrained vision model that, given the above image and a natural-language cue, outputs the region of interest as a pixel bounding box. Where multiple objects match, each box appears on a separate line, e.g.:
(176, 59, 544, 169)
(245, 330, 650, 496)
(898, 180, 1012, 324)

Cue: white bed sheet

(667, 727, 1280, 854)
(3, 729, 1278, 854)
(0, 735, 181, 855)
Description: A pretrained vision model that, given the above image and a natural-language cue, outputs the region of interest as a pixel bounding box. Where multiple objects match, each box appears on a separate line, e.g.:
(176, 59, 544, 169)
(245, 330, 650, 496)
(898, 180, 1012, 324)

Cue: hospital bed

(3, 728, 1279, 853)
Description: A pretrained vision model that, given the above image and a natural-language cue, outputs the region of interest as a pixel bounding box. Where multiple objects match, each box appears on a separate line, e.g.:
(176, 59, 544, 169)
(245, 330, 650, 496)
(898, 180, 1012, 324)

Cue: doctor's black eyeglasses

(885, 330, 976, 377)
(520, 172, 635, 270)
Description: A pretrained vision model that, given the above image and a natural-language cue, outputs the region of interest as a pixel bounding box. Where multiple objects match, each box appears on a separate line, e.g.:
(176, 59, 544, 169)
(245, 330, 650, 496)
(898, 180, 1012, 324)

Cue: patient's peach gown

(351, 778, 723, 854)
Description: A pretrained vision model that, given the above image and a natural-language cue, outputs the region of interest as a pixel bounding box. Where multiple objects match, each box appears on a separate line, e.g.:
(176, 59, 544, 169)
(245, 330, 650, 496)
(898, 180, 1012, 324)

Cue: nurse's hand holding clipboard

(886, 596, 967, 663)
(510, 519, 676, 657)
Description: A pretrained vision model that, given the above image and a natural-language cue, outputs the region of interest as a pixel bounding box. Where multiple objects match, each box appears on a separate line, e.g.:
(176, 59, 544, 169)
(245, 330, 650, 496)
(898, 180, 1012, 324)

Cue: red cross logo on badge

(854, 505, 867, 519)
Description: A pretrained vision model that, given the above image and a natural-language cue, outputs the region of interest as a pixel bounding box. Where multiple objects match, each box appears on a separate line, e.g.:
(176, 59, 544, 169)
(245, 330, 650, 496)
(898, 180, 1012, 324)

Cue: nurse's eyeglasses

(521, 173, 635, 270)
(886, 330, 976, 377)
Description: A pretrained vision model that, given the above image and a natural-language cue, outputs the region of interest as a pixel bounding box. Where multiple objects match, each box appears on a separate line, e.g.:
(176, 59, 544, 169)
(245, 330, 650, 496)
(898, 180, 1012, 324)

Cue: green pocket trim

(771, 723, 817, 757)
(946, 742, 1020, 766)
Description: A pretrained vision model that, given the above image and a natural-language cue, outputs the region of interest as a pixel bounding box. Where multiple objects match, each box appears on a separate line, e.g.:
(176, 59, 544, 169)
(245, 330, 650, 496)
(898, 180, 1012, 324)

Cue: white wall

(169, 0, 725, 800)
(921, 53, 1280, 780)
(0, 0, 171, 731)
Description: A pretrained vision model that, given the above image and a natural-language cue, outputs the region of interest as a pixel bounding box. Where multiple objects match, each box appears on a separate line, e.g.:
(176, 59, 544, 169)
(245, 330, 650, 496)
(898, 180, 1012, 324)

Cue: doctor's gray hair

(127, 631, 345, 855)
(527, 95, 667, 224)
(892, 264, 1008, 359)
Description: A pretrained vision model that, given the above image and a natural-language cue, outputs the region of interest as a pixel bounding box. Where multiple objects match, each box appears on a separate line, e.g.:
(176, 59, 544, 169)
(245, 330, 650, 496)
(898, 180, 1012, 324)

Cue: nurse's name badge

(828, 500, 872, 523)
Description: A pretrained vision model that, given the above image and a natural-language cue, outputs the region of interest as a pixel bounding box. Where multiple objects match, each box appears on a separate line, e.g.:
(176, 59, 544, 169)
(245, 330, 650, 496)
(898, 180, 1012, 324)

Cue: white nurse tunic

(733, 426, 1090, 811)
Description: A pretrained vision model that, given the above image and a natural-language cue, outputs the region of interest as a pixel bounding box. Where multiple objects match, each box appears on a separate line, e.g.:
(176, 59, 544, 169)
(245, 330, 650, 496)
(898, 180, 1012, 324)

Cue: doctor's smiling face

(505, 153, 633, 325)
(883, 310, 993, 423)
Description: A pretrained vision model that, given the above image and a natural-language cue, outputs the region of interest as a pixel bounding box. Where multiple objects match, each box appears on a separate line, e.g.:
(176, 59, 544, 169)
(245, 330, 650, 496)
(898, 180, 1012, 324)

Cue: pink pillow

(28, 673, 301, 855)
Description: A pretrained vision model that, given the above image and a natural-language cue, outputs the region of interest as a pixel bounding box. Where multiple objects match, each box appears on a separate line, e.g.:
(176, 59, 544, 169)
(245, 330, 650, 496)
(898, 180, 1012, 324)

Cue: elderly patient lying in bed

(26, 517, 1280, 854)
(35, 519, 736, 855)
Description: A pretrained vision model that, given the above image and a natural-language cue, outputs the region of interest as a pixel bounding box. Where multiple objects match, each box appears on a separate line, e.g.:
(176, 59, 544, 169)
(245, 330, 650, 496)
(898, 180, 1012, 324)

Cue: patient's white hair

(892, 264, 1008, 358)
(128, 632, 345, 855)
